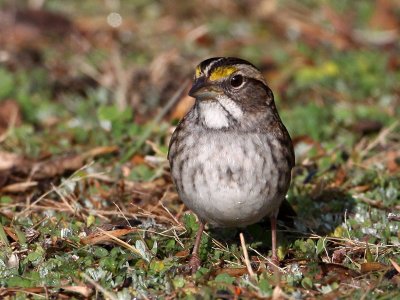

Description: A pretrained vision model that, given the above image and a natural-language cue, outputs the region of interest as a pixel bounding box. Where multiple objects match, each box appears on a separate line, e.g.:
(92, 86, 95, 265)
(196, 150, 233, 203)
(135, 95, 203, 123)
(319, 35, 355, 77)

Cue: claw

(188, 254, 201, 274)
(268, 255, 280, 271)
(179, 221, 205, 274)
(178, 254, 201, 274)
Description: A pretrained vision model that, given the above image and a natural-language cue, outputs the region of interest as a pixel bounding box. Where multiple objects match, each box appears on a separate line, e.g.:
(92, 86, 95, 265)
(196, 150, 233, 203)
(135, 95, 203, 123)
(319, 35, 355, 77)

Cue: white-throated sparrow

(168, 57, 294, 272)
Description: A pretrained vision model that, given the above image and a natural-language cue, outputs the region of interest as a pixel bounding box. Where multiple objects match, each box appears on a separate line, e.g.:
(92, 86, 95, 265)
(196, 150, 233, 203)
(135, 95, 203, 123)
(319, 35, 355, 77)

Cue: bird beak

(189, 78, 222, 101)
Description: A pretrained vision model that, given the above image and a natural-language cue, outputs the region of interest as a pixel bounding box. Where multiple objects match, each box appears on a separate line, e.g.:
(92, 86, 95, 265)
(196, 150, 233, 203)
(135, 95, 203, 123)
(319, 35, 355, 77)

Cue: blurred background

(1, 0, 399, 145)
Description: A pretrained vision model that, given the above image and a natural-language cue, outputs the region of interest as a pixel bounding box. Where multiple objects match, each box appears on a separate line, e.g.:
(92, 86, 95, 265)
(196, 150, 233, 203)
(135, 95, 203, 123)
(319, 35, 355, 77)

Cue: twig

(113, 201, 134, 227)
(52, 183, 76, 214)
(16, 162, 97, 217)
(97, 228, 142, 256)
(80, 272, 118, 300)
(210, 236, 242, 263)
(240, 232, 255, 278)
(355, 194, 400, 210)
(249, 246, 287, 274)
(160, 193, 182, 226)
(360, 121, 398, 158)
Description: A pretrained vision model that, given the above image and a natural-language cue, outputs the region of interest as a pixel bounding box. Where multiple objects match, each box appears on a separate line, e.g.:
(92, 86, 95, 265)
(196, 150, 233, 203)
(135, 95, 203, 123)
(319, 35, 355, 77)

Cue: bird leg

(186, 221, 205, 274)
(270, 216, 279, 267)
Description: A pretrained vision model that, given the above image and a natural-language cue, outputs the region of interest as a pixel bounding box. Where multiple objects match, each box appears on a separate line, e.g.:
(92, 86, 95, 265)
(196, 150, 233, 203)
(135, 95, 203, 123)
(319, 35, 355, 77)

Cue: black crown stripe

(199, 57, 258, 76)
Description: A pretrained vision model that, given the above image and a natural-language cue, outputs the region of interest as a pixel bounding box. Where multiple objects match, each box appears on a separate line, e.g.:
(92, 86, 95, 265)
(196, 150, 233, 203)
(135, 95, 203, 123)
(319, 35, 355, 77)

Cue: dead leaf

(2, 227, 19, 242)
(0, 285, 92, 298)
(213, 267, 248, 277)
(351, 185, 371, 193)
(82, 146, 119, 159)
(369, 0, 399, 31)
(332, 167, 347, 187)
(0, 100, 22, 135)
(131, 154, 145, 165)
(386, 150, 399, 173)
(0, 181, 38, 193)
(0, 152, 23, 171)
(60, 285, 93, 298)
(175, 250, 190, 258)
(28, 146, 118, 180)
(80, 228, 136, 245)
(31, 155, 84, 180)
(317, 262, 359, 282)
(389, 259, 400, 274)
(361, 262, 388, 273)
(0, 287, 47, 297)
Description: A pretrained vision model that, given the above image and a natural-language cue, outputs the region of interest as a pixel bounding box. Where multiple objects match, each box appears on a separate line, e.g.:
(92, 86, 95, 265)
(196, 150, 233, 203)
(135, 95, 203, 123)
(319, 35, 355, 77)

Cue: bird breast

(169, 128, 290, 227)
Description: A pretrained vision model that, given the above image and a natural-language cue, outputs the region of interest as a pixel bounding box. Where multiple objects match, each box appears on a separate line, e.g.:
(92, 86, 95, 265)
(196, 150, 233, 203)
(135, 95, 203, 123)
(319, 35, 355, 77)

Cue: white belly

(172, 131, 283, 227)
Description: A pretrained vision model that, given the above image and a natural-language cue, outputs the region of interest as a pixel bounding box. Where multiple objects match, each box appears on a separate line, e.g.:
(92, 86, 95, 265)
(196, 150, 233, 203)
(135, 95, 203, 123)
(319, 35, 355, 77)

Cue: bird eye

(230, 75, 244, 88)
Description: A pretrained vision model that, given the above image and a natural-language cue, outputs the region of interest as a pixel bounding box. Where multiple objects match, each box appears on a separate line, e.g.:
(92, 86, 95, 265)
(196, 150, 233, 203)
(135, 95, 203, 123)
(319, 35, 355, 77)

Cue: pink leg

(270, 216, 279, 266)
(187, 222, 205, 274)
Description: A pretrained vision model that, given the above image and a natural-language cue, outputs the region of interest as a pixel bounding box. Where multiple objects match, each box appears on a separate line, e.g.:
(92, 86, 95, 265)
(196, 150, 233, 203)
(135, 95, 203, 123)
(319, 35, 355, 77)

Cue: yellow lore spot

(209, 66, 237, 81)
(195, 66, 202, 78)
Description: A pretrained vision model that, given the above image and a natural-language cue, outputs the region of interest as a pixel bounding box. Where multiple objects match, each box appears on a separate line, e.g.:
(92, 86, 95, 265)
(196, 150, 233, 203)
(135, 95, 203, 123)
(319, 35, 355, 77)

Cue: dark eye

(230, 75, 244, 88)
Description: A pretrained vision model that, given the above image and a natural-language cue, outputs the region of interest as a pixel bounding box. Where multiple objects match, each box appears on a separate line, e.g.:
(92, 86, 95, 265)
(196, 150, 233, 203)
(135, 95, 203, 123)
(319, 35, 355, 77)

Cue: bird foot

(179, 254, 201, 275)
(268, 255, 280, 271)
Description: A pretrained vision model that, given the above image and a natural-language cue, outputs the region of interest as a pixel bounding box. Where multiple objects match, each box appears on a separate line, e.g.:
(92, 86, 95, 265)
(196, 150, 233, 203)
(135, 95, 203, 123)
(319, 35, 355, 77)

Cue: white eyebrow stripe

(204, 58, 224, 76)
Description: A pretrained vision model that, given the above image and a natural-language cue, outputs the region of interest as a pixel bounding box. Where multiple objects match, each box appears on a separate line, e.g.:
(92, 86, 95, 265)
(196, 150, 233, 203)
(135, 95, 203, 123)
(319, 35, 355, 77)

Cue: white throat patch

(199, 101, 229, 129)
(217, 95, 243, 120)
(199, 96, 243, 129)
